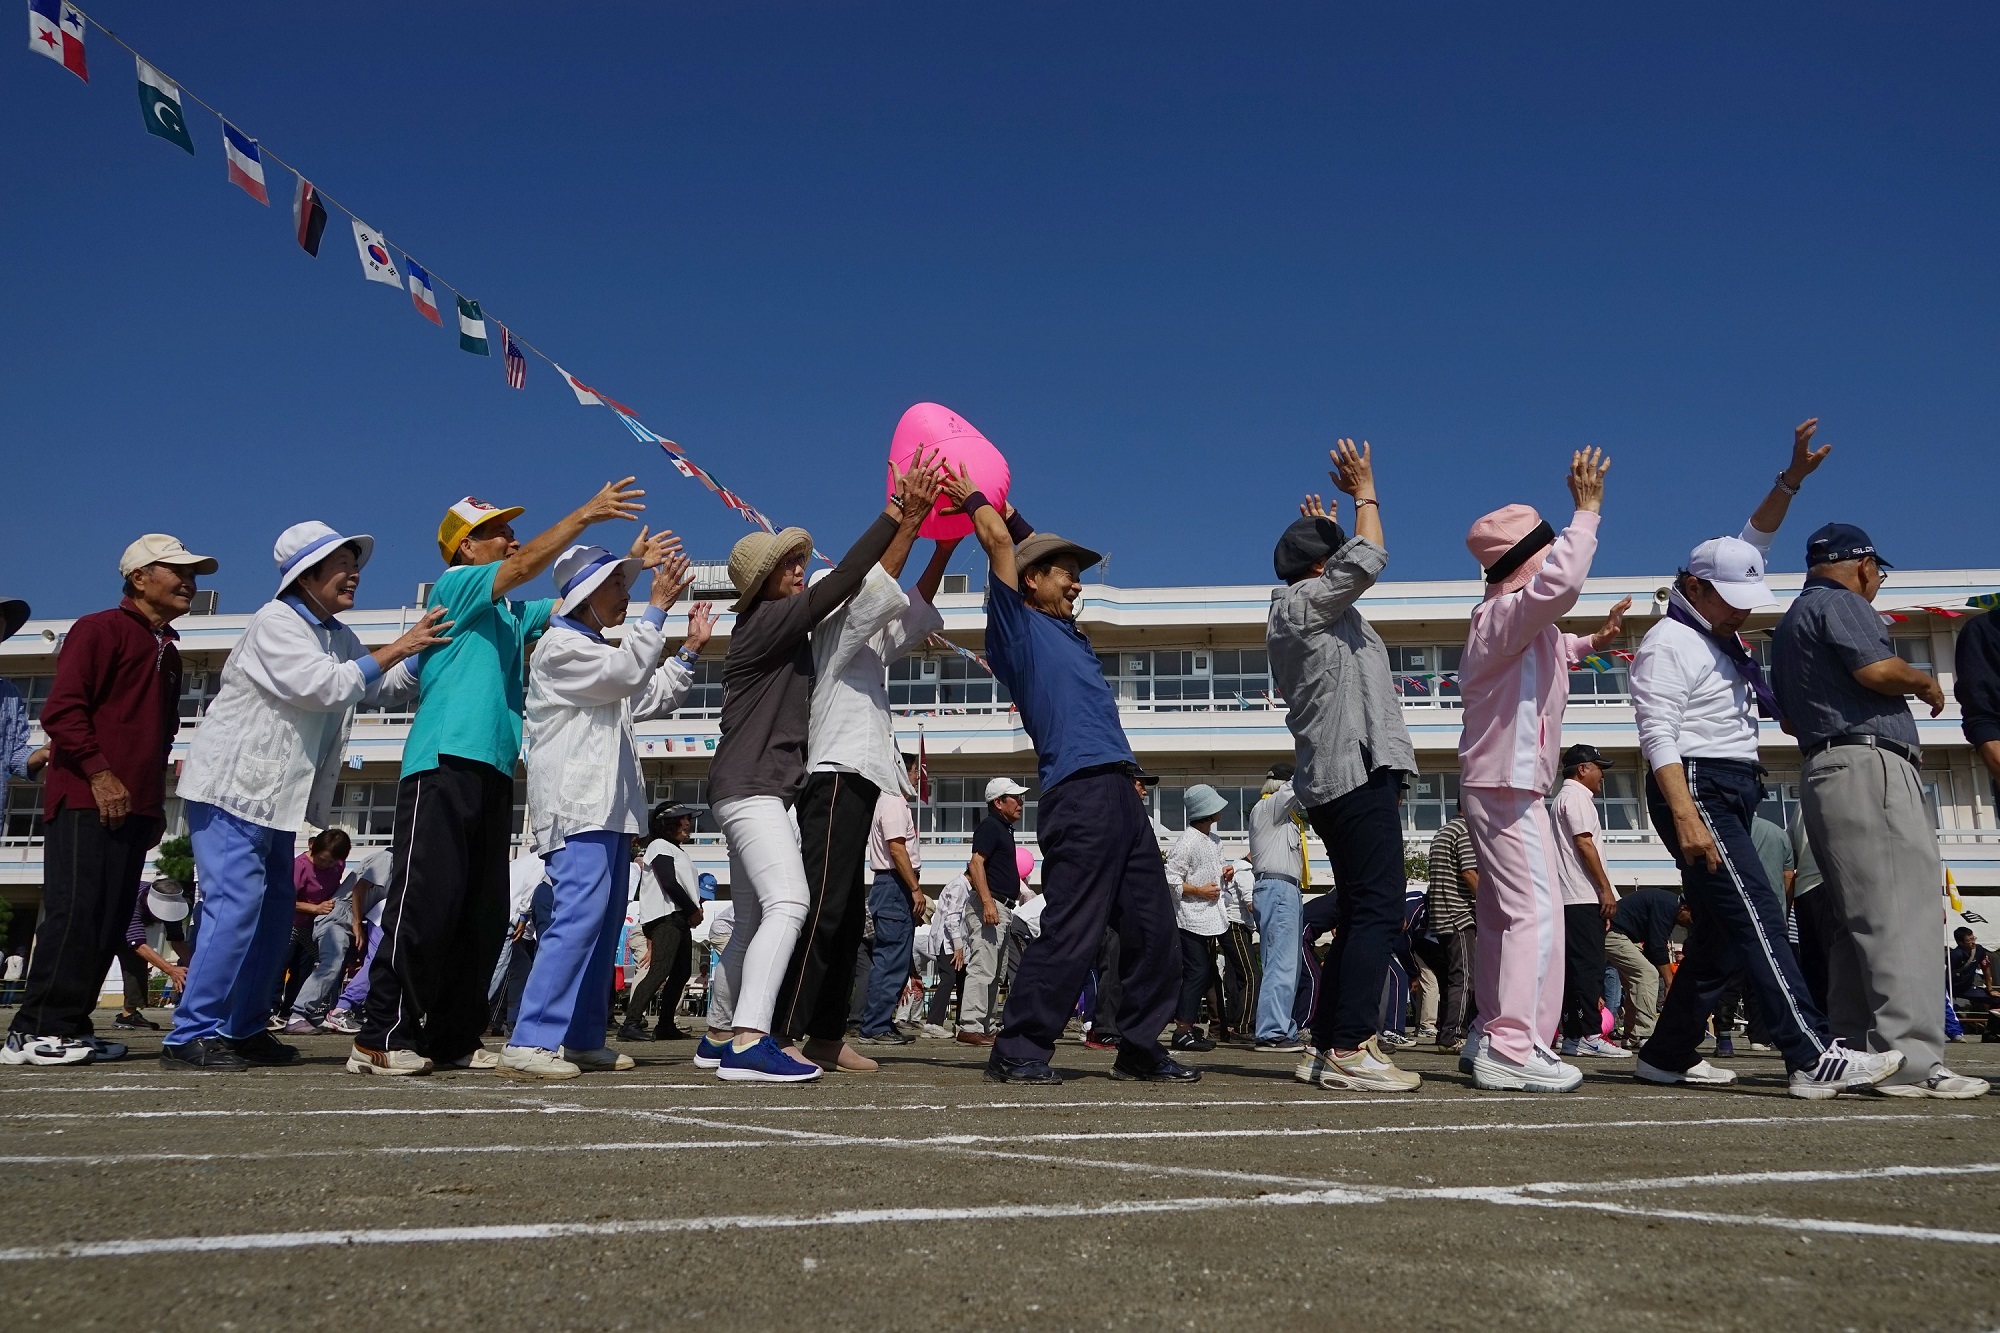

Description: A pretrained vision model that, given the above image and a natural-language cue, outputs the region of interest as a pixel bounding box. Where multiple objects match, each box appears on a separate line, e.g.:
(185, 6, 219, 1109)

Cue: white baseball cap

(118, 533, 218, 579)
(274, 521, 375, 596)
(985, 777, 1031, 802)
(1688, 535, 1778, 611)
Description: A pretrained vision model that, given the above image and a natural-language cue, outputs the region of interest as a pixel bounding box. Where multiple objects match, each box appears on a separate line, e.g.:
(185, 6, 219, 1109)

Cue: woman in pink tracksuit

(1457, 449, 1624, 1093)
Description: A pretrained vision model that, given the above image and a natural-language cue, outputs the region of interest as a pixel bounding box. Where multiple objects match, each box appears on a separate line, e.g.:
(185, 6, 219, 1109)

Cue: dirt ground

(2, 1015, 1996, 1331)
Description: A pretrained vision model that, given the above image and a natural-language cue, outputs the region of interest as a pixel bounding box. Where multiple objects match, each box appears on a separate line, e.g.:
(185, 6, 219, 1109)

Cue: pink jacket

(1457, 510, 1599, 792)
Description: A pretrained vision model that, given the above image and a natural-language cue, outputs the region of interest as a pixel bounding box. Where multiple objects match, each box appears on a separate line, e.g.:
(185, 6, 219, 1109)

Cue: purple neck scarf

(1666, 588, 1778, 721)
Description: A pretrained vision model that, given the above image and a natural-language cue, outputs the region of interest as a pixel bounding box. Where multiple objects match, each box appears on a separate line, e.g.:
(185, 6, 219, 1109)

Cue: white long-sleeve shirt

(179, 597, 419, 831)
(938, 873, 972, 953)
(1165, 826, 1228, 936)
(522, 609, 693, 853)
(1631, 523, 1776, 772)
(808, 565, 943, 798)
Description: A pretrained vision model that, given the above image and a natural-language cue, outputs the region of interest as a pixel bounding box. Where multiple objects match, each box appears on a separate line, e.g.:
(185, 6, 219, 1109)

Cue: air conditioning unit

(188, 590, 218, 615)
(941, 574, 970, 595)
(416, 582, 435, 608)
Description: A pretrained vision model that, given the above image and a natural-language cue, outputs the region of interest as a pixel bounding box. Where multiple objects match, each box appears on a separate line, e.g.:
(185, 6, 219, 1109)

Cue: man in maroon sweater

(3, 534, 216, 1067)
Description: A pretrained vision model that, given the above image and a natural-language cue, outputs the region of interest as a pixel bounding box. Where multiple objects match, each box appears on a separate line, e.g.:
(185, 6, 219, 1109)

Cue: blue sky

(5, 3, 1996, 616)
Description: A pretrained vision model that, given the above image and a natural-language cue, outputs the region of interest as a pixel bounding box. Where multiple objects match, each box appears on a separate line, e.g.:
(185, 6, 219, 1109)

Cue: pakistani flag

(135, 57, 194, 155)
(457, 296, 490, 356)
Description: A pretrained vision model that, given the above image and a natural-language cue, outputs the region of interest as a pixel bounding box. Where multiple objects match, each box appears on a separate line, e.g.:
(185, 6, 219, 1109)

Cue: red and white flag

(500, 324, 526, 389)
(28, 0, 87, 83)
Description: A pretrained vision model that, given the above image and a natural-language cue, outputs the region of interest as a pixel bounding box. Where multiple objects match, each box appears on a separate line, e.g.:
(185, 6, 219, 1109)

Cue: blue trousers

(169, 802, 296, 1045)
(1252, 880, 1302, 1042)
(511, 832, 628, 1053)
(860, 872, 915, 1036)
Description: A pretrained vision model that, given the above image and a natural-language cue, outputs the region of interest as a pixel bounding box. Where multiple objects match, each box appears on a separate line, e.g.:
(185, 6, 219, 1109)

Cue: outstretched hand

(630, 526, 683, 569)
(939, 461, 981, 513)
(648, 551, 693, 611)
(683, 601, 717, 654)
(1329, 439, 1374, 498)
(581, 476, 647, 527)
(1786, 418, 1831, 485)
(1567, 448, 1611, 513)
(1591, 596, 1632, 650)
(1300, 493, 1327, 519)
(893, 448, 944, 525)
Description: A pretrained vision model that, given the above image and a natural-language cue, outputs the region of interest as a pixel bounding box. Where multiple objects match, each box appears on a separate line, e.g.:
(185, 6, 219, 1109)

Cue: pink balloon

(1600, 1005, 1616, 1038)
(1015, 847, 1036, 881)
(887, 402, 1011, 541)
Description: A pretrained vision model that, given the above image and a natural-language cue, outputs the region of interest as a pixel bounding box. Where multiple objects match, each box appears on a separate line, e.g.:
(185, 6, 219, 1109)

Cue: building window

(179, 668, 222, 720)
(1387, 645, 1462, 707)
(1893, 636, 1935, 677)
(1403, 771, 1461, 833)
(1757, 776, 1801, 831)
(3, 780, 43, 841)
(1, 676, 54, 722)
(1592, 771, 1646, 832)
(673, 659, 725, 717)
(889, 656, 1011, 714)
(1097, 650, 1269, 712)
(1567, 648, 1631, 705)
(919, 776, 1037, 835)
(329, 781, 400, 842)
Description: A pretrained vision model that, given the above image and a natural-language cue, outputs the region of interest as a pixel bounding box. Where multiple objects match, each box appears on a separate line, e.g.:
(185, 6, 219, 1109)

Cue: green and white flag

(135, 56, 194, 155)
(457, 296, 490, 356)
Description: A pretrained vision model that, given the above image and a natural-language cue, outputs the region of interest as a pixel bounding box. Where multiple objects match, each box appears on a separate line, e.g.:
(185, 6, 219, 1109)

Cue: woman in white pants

(501, 535, 710, 1080)
(699, 457, 940, 1083)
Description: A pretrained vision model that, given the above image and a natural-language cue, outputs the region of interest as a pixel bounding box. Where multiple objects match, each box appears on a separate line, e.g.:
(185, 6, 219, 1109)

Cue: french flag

(406, 259, 444, 326)
(222, 122, 268, 205)
(28, 0, 88, 83)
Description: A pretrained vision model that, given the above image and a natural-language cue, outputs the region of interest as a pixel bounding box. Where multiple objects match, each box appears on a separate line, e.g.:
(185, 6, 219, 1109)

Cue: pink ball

(888, 402, 1011, 541)
(1600, 1005, 1616, 1038)
(1015, 847, 1036, 882)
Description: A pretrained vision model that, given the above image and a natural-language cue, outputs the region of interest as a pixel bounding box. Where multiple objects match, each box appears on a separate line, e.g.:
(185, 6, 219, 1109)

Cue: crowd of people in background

(1, 418, 1995, 1103)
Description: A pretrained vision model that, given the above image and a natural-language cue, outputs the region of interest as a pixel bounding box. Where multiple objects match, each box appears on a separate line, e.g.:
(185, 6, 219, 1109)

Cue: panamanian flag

(28, 0, 86, 82)
(405, 259, 443, 326)
(221, 122, 268, 205)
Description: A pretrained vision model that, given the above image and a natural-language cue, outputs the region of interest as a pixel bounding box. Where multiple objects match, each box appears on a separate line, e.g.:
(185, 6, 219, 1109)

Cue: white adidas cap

(1688, 535, 1777, 611)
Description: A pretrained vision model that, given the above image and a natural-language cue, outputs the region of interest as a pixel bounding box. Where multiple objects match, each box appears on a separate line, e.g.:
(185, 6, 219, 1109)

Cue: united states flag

(501, 324, 526, 389)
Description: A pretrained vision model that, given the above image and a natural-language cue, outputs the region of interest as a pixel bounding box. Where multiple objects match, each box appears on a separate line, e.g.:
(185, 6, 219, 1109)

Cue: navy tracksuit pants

(994, 770, 1178, 1067)
(1638, 758, 1831, 1075)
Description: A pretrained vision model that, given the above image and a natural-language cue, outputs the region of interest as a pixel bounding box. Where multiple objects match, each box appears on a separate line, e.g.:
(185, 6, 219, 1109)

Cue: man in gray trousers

(1772, 522, 1989, 1099)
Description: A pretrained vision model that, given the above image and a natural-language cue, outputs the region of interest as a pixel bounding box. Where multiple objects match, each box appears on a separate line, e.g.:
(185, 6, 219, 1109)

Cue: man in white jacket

(163, 523, 444, 1072)
(500, 537, 709, 1080)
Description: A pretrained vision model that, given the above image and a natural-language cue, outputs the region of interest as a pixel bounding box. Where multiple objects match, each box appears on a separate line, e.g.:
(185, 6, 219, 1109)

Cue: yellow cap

(436, 497, 525, 563)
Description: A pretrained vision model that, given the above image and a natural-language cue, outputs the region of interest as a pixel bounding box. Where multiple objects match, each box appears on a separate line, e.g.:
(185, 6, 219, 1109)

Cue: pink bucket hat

(1467, 503, 1556, 597)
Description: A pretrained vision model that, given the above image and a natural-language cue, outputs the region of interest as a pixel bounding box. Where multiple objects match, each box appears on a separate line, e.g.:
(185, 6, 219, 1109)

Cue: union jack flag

(501, 325, 526, 389)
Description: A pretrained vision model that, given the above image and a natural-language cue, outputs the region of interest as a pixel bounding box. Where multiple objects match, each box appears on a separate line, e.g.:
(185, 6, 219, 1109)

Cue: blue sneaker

(692, 1035, 730, 1070)
(716, 1035, 823, 1083)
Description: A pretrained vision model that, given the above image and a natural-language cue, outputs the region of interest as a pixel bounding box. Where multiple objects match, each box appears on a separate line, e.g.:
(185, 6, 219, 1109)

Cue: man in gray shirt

(1772, 522, 1984, 1098)
(1267, 439, 1419, 1094)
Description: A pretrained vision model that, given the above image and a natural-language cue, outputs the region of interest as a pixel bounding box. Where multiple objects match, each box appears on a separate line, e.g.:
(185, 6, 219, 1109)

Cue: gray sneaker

(1874, 1069, 1990, 1100)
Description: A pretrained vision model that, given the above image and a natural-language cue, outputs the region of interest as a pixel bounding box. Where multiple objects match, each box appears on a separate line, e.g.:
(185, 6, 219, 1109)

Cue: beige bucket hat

(728, 527, 813, 614)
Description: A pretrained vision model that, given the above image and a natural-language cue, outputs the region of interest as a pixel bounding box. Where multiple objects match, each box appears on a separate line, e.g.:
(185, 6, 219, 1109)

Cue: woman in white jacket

(500, 536, 714, 1080)
(162, 522, 448, 1072)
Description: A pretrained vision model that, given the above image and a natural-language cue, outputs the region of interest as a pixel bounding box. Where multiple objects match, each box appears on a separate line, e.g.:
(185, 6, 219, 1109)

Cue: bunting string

(28, 5, 791, 551)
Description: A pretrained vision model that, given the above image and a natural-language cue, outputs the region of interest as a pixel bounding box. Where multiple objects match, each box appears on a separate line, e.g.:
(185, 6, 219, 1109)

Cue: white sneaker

(919, 1023, 952, 1039)
(1, 1032, 95, 1066)
(1635, 1057, 1737, 1086)
(322, 1009, 361, 1035)
(1416, 1025, 1438, 1042)
(1576, 1035, 1633, 1058)
(1474, 1042, 1583, 1093)
(562, 1046, 636, 1073)
(345, 1044, 433, 1077)
(497, 1046, 581, 1080)
(1311, 1037, 1422, 1093)
(1789, 1042, 1903, 1100)
(1874, 1069, 1990, 1100)
(1292, 1048, 1332, 1086)
(443, 1046, 500, 1070)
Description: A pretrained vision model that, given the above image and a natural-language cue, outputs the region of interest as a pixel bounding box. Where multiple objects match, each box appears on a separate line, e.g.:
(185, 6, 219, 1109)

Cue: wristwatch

(675, 646, 699, 667)
(1773, 472, 1800, 497)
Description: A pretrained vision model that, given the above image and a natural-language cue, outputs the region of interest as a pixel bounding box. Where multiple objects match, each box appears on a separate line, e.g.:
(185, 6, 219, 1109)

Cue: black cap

(1560, 743, 1614, 771)
(651, 801, 700, 824)
(1133, 769, 1160, 787)
(1273, 515, 1348, 584)
(1805, 522, 1893, 569)
(1266, 761, 1296, 781)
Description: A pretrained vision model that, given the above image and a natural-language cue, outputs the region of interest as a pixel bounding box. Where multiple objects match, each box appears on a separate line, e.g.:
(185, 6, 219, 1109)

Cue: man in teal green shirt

(351, 480, 653, 1075)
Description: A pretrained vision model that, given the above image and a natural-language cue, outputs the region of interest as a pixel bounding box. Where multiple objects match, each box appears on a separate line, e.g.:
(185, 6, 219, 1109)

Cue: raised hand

(581, 476, 647, 527)
(1567, 448, 1611, 513)
(893, 448, 945, 525)
(631, 526, 682, 570)
(1591, 596, 1632, 650)
(1329, 439, 1375, 499)
(1786, 418, 1831, 485)
(683, 601, 717, 654)
(649, 551, 694, 611)
(938, 460, 981, 513)
(1300, 493, 1327, 519)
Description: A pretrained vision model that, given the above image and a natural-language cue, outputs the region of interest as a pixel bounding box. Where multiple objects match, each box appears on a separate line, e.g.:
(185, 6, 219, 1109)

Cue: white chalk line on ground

(7, 1160, 2000, 1261)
